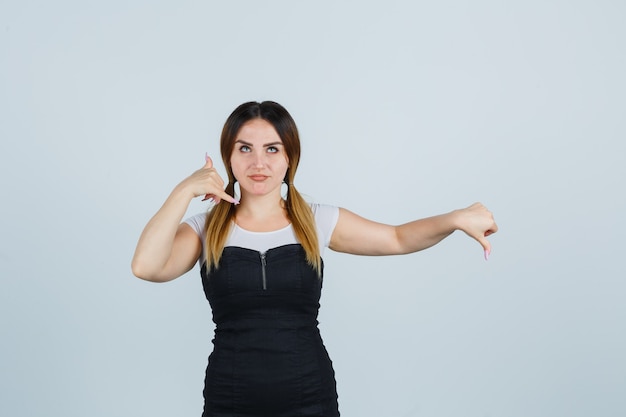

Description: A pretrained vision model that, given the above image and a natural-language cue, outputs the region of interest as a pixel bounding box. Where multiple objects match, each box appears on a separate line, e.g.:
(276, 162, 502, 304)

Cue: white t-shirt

(184, 203, 340, 266)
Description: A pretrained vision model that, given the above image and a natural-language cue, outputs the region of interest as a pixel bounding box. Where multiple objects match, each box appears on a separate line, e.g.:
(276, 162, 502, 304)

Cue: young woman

(132, 101, 498, 417)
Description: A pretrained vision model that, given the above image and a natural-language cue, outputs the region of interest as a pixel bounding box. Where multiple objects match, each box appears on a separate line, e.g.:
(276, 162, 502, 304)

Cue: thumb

(478, 237, 492, 261)
(204, 152, 213, 169)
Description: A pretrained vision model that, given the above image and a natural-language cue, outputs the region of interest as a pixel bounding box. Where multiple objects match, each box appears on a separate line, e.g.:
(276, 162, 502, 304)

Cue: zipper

(260, 252, 267, 290)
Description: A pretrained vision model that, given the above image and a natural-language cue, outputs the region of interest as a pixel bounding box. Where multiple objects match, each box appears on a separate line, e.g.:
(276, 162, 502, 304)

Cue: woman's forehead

(236, 119, 282, 143)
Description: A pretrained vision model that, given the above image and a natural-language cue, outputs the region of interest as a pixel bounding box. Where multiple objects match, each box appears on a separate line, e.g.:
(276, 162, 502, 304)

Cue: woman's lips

(249, 175, 269, 181)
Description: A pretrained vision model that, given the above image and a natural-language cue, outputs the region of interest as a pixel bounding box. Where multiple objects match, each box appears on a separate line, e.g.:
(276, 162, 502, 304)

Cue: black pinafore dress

(200, 244, 340, 417)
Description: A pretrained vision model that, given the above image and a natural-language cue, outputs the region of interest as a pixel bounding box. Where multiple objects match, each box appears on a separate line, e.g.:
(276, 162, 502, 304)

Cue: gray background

(1, 1, 625, 416)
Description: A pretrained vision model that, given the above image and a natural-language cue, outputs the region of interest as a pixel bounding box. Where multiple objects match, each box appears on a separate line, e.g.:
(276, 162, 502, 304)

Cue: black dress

(200, 244, 340, 417)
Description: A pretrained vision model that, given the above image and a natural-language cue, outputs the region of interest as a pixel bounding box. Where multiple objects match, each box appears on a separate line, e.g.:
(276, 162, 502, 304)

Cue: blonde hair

(204, 101, 321, 274)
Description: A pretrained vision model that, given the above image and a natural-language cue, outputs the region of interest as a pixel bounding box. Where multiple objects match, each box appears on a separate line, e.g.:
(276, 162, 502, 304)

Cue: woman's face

(230, 118, 289, 198)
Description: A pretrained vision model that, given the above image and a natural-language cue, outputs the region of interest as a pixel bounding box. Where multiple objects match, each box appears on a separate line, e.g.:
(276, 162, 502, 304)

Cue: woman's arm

(329, 202, 498, 258)
(131, 186, 201, 282)
(131, 157, 237, 282)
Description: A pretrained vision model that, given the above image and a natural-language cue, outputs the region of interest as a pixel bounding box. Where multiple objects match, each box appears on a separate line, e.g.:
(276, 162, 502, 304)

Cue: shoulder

(309, 202, 339, 223)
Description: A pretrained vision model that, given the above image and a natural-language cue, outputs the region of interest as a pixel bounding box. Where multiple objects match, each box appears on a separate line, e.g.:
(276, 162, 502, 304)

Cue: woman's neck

(234, 191, 289, 231)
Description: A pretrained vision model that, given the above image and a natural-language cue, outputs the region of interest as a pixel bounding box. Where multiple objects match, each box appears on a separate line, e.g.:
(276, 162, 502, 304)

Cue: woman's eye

(239, 145, 251, 152)
(267, 146, 278, 153)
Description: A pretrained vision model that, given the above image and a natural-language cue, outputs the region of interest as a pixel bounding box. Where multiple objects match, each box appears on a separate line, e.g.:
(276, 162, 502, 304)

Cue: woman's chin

(240, 183, 279, 197)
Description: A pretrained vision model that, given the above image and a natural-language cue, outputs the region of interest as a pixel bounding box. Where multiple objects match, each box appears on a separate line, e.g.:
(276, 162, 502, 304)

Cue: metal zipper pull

(260, 252, 267, 290)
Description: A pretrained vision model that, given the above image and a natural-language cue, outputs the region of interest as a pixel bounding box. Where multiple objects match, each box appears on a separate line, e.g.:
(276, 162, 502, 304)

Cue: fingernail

(484, 249, 490, 261)
(233, 199, 240, 205)
(202, 195, 214, 202)
(205, 152, 209, 162)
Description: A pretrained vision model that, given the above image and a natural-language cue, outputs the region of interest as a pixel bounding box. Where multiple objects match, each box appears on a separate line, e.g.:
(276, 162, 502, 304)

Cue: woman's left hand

(455, 202, 498, 259)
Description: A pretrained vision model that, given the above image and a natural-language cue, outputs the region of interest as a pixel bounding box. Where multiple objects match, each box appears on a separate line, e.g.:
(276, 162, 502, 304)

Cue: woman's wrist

(447, 209, 465, 233)
(171, 179, 197, 202)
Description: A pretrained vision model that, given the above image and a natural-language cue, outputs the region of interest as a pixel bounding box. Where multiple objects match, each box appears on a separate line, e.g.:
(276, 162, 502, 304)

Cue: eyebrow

(235, 140, 283, 147)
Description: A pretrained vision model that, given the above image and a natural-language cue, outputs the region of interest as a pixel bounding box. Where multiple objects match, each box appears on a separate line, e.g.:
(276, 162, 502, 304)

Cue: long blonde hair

(204, 101, 321, 273)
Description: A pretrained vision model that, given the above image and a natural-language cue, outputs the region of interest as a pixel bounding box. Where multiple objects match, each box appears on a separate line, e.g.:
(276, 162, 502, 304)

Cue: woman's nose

(253, 151, 266, 167)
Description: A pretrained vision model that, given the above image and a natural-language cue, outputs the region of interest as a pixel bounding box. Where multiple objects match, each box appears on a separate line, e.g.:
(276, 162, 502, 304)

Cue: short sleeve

(310, 203, 339, 249)
(183, 212, 208, 265)
(184, 212, 207, 238)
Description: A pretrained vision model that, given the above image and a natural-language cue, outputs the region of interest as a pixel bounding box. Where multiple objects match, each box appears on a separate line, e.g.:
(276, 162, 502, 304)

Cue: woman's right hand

(180, 154, 239, 205)
(132, 154, 238, 282)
